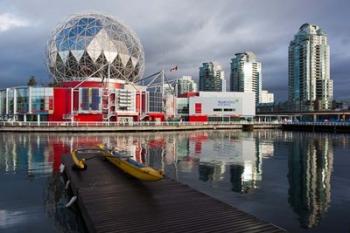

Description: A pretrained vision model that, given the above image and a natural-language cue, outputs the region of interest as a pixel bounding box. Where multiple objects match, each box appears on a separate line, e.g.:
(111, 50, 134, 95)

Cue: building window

(80, 88, 101, 112)
(224, 108, 234, 112)
(195, 103, 202, 114)
(148, 92, 163, 112)
(176, 98, 189, 114)
(213, 108, 222, 112)
(91, 89, 100, 110)
(16, 88, 29, 113)
(81, 89, 90, 110)
(31, 88, 53, 114)
(0, 91, 5, 115)
(8, 89, 14, 114)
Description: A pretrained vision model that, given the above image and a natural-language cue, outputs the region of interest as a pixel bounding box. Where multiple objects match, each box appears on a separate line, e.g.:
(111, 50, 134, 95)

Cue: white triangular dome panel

(131, 57, 138, 67)
(71, 50, 84, 62)
(119, 54, 130, 67)
(50, 52, 57, 66)
(95, 29, 109, 47)
(114, 40, 129, 54)
(104, 51, 118, 64)
(59, 51, 69, 63)
(87, 37, 102, 62)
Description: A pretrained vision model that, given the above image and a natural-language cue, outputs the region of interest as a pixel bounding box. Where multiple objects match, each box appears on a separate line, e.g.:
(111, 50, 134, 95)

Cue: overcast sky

(0, 0, 349, 101)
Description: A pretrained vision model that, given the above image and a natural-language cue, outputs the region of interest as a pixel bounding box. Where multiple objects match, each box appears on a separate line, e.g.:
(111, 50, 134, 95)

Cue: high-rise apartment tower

(230, 52, 262, 104)
(288, 23, 333, 111)
(199, 62, 226, 92)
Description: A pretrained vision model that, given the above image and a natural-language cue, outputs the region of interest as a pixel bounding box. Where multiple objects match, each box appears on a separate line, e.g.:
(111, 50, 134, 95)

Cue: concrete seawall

(0, 123, 281, 132)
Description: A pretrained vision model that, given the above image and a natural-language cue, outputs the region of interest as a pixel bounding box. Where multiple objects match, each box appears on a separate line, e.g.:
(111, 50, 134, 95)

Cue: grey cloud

(0, 0, 350, 102)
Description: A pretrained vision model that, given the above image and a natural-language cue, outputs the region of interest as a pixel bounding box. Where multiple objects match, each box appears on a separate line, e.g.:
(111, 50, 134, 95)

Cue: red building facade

(0, 78, 164, 123)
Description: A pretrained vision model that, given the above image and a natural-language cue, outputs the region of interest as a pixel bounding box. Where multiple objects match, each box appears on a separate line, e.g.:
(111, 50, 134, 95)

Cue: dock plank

(62, 153, 286, 233)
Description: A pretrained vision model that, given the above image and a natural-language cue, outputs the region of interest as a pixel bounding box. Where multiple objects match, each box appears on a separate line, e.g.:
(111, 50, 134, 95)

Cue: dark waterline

(0, 130, 349, 232)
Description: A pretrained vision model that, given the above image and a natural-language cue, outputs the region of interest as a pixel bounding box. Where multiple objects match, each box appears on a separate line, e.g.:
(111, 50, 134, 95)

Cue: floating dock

(62, 152, 286, 233)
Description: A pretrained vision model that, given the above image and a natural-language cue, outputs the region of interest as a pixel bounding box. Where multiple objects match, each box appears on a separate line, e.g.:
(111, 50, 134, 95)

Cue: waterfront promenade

(0, 121, 281, 132)
(62, 151, 286, 233)
(3, 120, 350, 133)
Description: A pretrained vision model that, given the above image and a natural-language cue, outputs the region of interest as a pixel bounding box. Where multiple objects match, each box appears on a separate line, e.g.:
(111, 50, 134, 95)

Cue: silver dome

(47, 13, 145, 83)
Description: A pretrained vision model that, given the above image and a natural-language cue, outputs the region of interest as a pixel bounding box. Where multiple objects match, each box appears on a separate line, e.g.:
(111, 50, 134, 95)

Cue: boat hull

(105, 156, 163, 181)
(71, 150, 86, 170)
(97, 145, 163, 181)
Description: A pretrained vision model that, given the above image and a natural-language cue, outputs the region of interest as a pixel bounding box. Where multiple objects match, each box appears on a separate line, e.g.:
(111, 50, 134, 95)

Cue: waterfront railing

(283, 121, 350, 127)
(0, 121, 281, 127)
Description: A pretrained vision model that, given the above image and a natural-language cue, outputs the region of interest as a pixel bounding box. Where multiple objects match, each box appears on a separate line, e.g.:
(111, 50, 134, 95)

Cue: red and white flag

(170, 65, 178, 72)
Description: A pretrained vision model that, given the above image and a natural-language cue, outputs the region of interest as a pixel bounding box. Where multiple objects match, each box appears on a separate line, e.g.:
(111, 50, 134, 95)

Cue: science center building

(0, 13, 255, 123)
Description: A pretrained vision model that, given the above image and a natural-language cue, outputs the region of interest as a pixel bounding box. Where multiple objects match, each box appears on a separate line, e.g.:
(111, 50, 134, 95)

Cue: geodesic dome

(47, 13, 145, 83)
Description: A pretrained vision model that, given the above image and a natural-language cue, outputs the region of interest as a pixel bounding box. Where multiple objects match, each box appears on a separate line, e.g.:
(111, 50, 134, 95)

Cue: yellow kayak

(98, 144, 164, 181)
(71, 149, 87, 170)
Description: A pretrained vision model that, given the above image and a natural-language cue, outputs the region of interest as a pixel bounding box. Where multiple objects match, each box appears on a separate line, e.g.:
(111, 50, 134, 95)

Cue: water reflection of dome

(288, 136, 333, 229)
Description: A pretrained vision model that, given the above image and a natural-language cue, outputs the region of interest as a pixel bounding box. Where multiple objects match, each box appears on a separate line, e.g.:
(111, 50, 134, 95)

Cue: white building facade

(260, 90, 274, 104)
(176, 91, 255, 122)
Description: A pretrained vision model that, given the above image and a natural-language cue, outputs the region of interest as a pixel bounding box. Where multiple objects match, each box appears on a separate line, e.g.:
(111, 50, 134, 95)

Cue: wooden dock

(62, 152, 286, 233)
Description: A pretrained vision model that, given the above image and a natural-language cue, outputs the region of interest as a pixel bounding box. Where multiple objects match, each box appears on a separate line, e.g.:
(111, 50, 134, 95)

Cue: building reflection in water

(0, 130, 280, 231)
(0, 131, 278, 198)
(0, 133, 168, 175)
(229, 136, 267, 193)
(0, 134, 53, 176)
(0, 131, 343, 232)
(174, 134, 192, 173)
(193, 131, 275, 193)
(288, 136, 333, 229)
(0, 131, 277, 195)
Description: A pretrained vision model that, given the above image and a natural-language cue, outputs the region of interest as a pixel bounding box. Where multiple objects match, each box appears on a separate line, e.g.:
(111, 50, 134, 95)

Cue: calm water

(0, 130, 350, 233)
